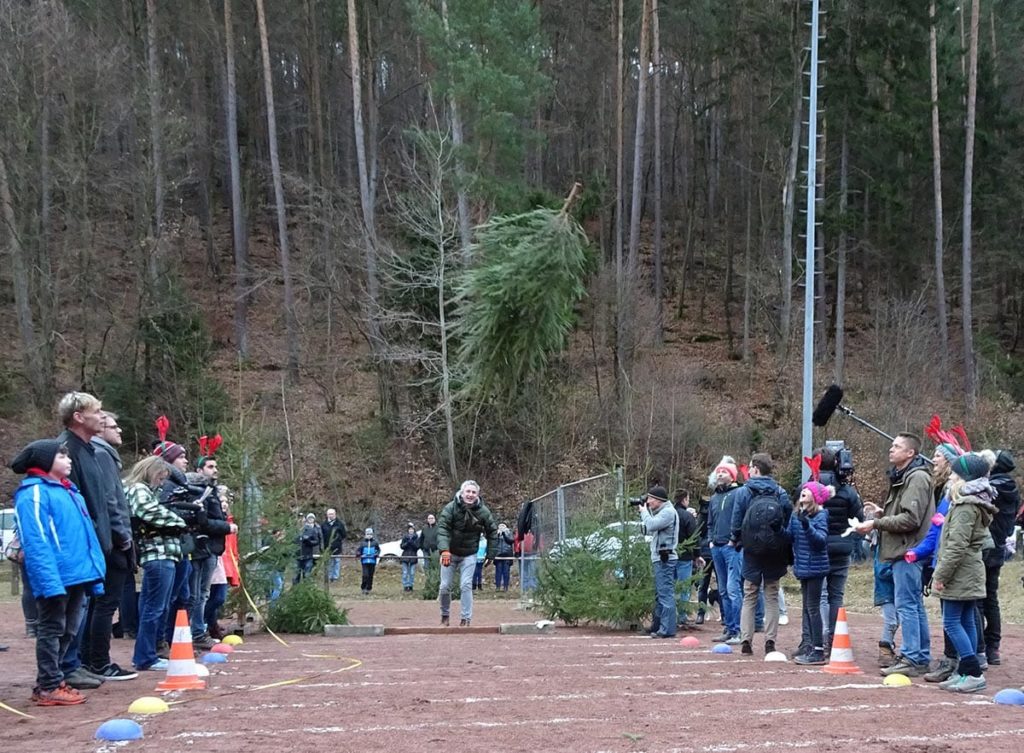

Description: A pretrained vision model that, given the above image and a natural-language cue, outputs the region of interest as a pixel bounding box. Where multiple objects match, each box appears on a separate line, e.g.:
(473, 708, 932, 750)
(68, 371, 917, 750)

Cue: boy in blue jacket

(12, 440, 106, 706)
(357, 528, 381, 594)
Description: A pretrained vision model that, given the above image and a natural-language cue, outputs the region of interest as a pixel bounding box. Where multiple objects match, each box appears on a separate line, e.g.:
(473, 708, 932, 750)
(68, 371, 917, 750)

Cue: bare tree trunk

(651, 0, 664, 346)
(929, 0, 951, 389)
(223, 0, 248, 359)
(0, 152, 47, 404)
(348, 0, 395, 421)
(439, 0, 472, 262)
(255, 0, 301, 381)
(962, 0, 980, 409)
(305, 0, 328, 187)
(624, 0, 652, 365)
(145, 0, 164, 288)
(834, 126, 849, 384)
(780, 71, 802, 356)
(614, 0, 625, 388)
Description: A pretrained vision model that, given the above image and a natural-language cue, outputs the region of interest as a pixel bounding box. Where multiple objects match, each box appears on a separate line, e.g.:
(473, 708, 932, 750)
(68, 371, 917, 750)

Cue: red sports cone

(823, 607, 862, 675)
(156, 609, 207, 691)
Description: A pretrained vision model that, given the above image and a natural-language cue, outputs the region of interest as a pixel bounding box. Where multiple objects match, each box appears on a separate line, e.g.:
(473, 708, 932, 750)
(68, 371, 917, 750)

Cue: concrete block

(498, 621, 556, 635)
(323, 624, 384, 638)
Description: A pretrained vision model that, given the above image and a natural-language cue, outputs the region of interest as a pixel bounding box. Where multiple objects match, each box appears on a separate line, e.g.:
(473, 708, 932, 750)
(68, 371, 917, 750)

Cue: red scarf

(27, 468, 72, 489)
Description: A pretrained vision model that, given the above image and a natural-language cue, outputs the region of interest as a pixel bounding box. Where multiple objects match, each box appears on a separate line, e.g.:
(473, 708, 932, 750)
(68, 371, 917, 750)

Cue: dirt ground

(2, 597, 1024, 753)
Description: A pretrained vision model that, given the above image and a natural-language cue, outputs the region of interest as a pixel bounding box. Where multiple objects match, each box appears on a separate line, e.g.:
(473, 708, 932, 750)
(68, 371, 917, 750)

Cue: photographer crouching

(639, 486, 680, 639)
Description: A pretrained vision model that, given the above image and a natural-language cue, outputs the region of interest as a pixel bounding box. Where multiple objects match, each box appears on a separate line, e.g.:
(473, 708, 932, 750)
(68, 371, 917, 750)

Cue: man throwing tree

(437, 480, 497, 627)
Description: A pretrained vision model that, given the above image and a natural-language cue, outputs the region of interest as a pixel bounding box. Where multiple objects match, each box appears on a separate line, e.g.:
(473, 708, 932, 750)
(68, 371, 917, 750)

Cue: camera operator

(640, 486, 680, 639)
(816, 444, 864, 651)
(185, 457, 235, 649)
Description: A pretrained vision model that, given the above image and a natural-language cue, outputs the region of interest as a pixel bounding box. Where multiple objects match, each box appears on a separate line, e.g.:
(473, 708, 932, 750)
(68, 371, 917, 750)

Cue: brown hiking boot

(877, 641, 897, 668)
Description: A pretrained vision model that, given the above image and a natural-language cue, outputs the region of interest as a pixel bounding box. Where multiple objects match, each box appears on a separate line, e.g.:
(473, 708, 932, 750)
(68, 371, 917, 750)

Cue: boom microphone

(812, 384, 845, 427)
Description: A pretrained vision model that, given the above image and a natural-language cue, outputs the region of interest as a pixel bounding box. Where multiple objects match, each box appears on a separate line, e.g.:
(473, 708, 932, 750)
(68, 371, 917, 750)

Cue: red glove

(904, 551, 918, 564)
(440, 551, 451, 567)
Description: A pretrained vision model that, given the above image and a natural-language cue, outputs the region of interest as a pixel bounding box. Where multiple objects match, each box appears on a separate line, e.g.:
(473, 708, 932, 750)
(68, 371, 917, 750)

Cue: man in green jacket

(437, 480, 497, 627)
(855, 432, 935, 676)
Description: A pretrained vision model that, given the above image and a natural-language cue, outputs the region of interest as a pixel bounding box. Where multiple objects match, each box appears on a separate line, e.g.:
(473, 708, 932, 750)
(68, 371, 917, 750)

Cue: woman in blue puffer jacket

(788, 481, 831, 666)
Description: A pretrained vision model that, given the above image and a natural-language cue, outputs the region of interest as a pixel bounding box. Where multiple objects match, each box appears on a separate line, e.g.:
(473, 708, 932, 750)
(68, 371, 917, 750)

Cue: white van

(0, 507, 16, 552)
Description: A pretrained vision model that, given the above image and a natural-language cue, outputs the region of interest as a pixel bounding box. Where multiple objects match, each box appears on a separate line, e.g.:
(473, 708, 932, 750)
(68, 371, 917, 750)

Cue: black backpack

(741, 488, 786, 556)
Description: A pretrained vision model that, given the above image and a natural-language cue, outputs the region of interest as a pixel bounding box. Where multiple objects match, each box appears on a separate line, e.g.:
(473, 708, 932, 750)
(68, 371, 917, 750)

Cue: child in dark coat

(788, 481, 831, 665)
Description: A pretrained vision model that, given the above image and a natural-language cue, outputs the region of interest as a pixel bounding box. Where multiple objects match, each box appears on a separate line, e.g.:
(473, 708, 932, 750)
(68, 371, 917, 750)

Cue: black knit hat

(10, 439, 68, 475)
(953, 452, 990, 482)
(647, 486, 670, 502)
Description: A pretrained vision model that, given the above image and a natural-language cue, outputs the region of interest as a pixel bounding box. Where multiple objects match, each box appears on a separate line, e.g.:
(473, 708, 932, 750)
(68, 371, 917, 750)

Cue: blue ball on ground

(201, 652, 228, 664)
(712, 643, 733, 654)
(993, 688, 1024, 706)
(95, 719, 144, 741)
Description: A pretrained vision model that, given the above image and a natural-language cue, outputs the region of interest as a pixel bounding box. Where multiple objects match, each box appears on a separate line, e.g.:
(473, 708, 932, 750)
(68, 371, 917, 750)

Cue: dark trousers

(361, 563, 376, 592)
(980, 564, 1002, 651)
(294, 557, 314, 584)
(81, 557, 128, 671)
(800, 576, 825, 650)
(36, 585, 88, 690)
(473, 560, 484, 589)
(696, 558, 715, 616)
(115, 575, 139, 637)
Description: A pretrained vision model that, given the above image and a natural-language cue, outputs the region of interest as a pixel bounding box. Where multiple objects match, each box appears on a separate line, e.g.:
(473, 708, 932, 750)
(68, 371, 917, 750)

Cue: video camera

(131, 484, 211, 540)
(824, 440, 855, 482)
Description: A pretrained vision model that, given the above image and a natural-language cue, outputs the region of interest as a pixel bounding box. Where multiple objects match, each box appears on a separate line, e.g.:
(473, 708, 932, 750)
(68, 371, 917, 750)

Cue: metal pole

(801, 0, 821, 482)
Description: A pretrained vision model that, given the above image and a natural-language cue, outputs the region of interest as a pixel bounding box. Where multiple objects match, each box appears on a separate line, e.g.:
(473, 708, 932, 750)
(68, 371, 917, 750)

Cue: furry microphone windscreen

(812, 384, 844, 427)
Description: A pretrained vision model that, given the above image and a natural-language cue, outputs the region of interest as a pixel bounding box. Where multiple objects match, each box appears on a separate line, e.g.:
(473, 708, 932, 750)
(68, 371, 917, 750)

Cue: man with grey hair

(56, 392, 134, 688)
(437, 480, 498, 626)
(321, 508, 347, 583)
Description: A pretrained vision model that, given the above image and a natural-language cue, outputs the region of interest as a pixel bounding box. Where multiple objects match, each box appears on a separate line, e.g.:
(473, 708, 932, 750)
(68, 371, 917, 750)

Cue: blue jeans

(472, 560, 484, 589)
(892, 559, 930, 665)
(439, 554, 476, 620)
(189, 556, 218, 638)
(163, 558, 192, 644)
(653, 559, 678, 637)
(494, 559, 512, 590)
(711, 546, 740, 635)
(205, 583, 228, 630)
(269, 571, 284, 602)
(675, 560, 694, 622)
(294, 557, 314, 584)
(942, 599, 977, 660)
(134, 559, 176, 669)
(881, 601, 899, 646)
(520, 557, 537, 591)
(401, 561, 416, 588)
(328, 555, 341, 582)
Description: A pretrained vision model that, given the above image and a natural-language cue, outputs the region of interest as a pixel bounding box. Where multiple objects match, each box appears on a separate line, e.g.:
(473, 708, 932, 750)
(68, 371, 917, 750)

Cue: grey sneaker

(939, 673, 965, 690)
(924, 657, 958, 683)
(63, 668, 102, 689)
(711, 631, 731, 643)
(949, 674, 987, 693)
(880, 659, 928, 677)
(794, 649, 827, 666)
(725, 634, 743, 645)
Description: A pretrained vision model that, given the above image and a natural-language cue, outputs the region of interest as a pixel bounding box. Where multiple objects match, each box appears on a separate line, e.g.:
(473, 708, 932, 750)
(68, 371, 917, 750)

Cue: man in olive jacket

(856, 432, 935, 676)
(437, 480, 497, 627)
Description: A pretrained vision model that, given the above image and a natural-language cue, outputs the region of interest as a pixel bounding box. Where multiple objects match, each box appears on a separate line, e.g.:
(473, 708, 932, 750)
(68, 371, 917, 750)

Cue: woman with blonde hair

(931, 453, 997, 693)
(125, 456, 187, 672)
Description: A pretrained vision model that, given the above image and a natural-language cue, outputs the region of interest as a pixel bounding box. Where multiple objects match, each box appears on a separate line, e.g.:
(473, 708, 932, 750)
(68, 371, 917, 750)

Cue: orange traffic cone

(156, 609, 207, 691)
(823, 607, 862, 675)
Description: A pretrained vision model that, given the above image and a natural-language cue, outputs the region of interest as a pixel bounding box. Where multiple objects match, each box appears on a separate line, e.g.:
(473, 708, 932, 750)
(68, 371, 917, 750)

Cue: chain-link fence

(518, 468, 624, 594)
